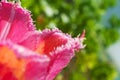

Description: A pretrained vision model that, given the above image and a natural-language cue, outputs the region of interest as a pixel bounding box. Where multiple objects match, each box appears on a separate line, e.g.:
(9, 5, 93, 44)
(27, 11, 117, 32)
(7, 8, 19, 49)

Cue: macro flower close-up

(0, 0, 85, 80)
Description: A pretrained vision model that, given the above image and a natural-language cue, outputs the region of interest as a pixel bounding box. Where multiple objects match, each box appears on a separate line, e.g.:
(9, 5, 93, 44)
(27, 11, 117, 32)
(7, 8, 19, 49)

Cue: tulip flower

(0, 0, 85, 80)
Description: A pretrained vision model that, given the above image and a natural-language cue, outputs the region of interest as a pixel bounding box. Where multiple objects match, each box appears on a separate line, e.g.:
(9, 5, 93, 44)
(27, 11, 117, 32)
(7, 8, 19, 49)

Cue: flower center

(0, 45, 25, 80)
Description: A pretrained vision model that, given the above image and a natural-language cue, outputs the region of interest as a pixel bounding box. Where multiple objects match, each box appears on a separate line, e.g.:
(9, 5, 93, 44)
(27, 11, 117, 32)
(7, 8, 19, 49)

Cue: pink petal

(19, 28, 84, 53)
(0, 40, 50, 80)
(0, 1, 35, 42)
(0, 1, 85, 80)
(19, 29, 70, 55)
(18, 28, 85, 80)
(18, 31, 41, 51)
(44, 30, 84, 80)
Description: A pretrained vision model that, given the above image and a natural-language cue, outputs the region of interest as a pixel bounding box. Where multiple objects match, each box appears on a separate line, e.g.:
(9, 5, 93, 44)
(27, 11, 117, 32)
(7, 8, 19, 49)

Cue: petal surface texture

(0, 2, 35, 42)
(19, 29, 85, 80)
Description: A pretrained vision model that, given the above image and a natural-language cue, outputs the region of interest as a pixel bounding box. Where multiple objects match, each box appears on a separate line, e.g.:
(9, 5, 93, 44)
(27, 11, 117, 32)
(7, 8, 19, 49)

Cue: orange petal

(0, 46, 25, 80)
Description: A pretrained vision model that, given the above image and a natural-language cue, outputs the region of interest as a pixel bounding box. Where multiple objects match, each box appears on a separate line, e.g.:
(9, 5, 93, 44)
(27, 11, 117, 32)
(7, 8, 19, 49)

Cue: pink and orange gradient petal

(19, 29, 69, 55)
(0, 45, 25, 80)
(18, 28, 85, 80)
(0, 41, 50, 80)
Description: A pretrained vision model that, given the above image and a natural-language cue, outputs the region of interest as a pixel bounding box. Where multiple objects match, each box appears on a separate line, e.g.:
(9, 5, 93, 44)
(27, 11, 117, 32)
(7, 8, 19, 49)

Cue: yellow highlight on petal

(36, 41, 45, 54)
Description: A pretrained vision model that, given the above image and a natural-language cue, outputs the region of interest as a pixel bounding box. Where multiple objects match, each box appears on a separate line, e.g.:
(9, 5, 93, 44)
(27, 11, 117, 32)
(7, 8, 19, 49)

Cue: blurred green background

(20, 0, 120, 80)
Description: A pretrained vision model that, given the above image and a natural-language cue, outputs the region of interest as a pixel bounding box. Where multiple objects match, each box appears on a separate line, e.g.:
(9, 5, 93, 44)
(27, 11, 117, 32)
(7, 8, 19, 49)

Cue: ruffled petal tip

(0, 0, 35, 42)
(33, 28, 85, 80)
